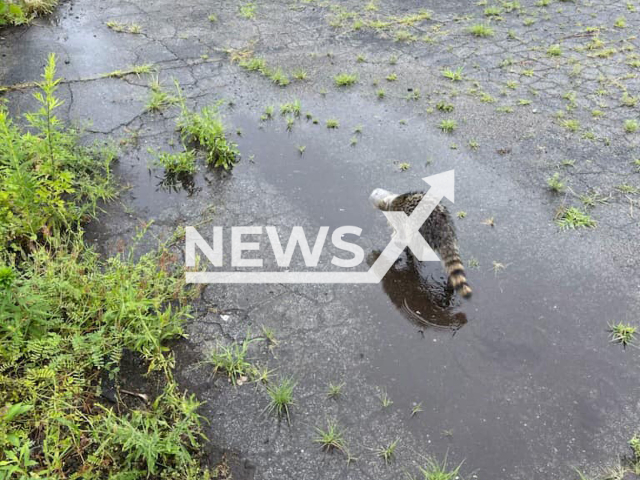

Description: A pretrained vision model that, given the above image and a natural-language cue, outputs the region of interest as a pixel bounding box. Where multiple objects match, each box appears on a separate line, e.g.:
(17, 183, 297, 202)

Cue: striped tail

(441, 247, 472, 299)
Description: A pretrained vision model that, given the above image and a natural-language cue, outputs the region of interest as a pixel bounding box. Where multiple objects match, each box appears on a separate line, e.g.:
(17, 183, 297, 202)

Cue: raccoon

(369, 188, 472, 299)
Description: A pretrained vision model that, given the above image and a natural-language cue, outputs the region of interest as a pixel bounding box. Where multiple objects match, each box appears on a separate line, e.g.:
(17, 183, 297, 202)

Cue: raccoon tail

(440, 245, 472, 299)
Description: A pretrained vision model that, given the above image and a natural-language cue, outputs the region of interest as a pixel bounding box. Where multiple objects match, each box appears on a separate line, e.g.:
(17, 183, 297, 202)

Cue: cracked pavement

(2, 0, 640, 478)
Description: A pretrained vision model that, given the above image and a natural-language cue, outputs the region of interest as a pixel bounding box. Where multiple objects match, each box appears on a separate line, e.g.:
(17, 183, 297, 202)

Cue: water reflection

(368, 250, 468, 332)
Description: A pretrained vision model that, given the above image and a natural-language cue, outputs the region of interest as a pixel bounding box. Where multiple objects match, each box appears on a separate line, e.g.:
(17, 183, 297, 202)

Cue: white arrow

(367, 170, 455, 282)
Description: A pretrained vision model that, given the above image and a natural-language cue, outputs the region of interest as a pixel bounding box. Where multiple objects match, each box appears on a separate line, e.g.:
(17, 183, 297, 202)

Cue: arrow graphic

(186, 170, 454, 284)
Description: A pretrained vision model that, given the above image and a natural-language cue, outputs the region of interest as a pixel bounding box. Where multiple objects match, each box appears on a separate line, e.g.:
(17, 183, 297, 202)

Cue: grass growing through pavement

(146, 75, 179, 112)
(609, 322, 636, 347)
(442, 67, 464, 81)
(376, 439, 399, 464)
(439, 119, 457, 133)
(468, 23, 494, 37)
(547, 173, 565, 193)
(152, 149, 197, 174)
(0, 54, 209, 479)
(417, 455, 464, 480)
(314, 419, 347, 453)
(175, 82, 240, 170)
(327, 382, 345, 399)
(0, 0, 57, 25)
(555, 207, 597, 229)
(265, 377, 296, 424)
(208, 334, 260, 385)
(334, 73, 358, 86)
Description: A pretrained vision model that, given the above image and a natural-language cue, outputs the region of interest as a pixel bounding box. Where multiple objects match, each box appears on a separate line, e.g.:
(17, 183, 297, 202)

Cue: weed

(208, 13, 217, 22)
(468, 23, 494, 37)
(625, 119, 639, 133)
(376, 439, 399, 464)
(547, 44, 563, 56)
(561, 119, 580, 132)
(106, 21, 142, 34)
(103, 64, 153, 78)
(326, 119, 340, 129)
(621, 92, 637, 107)
(280, 100, 302, 116)
(298, 145, 306, 155)
(407, 89, 421, 101)
(386, 73, 398, 81)
(261, 325, 279, 347)
(335, 73, 358, 86)
(293, 69, 308, 81)
(468, 258, 480, 268)
(314, 419, 347, 453)
(0, 54, 207, 479)
(617, 184, 639, 195)
(615, 16, 627, 28)
(492, 261, 506, 275)
(354, 125, 363, 134)
(394, 29, 416, 42)
(327, 382, 345, 399)
(350, 136, 358, 146)
(547, 173, 565, 193)
(261, 105, 274, 121)
(239, 2, 256, 19)
(379, 389, 393, 408)
(264, 377, 296, 424)
(482, 217, 495, 227)
(442, 66, 464, 81)
(270, 68, 290, 87)
(175, 84, 239, 170)
(146, 76, 179, 112)
(377, 89, 386, 99)
(439, 119, 457, 133)
(436, 101, 454, 112)
(399, 162, 411, 171)
(555, 207, 597, 229)
(411, 402, 423, 416)
(609, 322, 636, 347)
(580, 191, 609, 207)
(153, 149, 197, 175)
(208, 335, 258, 385)
(457, 211, 467, 219)
(239, 57, 268, 73)
(389, 55, 398, 65)
(286, 117, 295, 131)
(418, 455, 463, 480)
(484, 6, 502, 16)
(0, 53, 115, 251)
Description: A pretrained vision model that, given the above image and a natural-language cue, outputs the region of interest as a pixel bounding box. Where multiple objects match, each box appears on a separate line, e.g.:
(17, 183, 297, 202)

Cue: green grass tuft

(555, 207, 597, 229)
(175, 82, 240, 170)
(264, 377, 296, 424)
(334, 73, 358, 86)
(468, 23, 494, 37)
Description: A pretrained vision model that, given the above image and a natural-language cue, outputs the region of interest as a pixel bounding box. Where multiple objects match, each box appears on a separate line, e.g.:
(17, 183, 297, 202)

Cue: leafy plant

(152, 149, 197, 174)
(175, 83, 240, 170)
(0, 53, 115, 253)
(0, 52, 209, 480)
(334, 73, 358, 86)
(555, 207, 597, 229)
